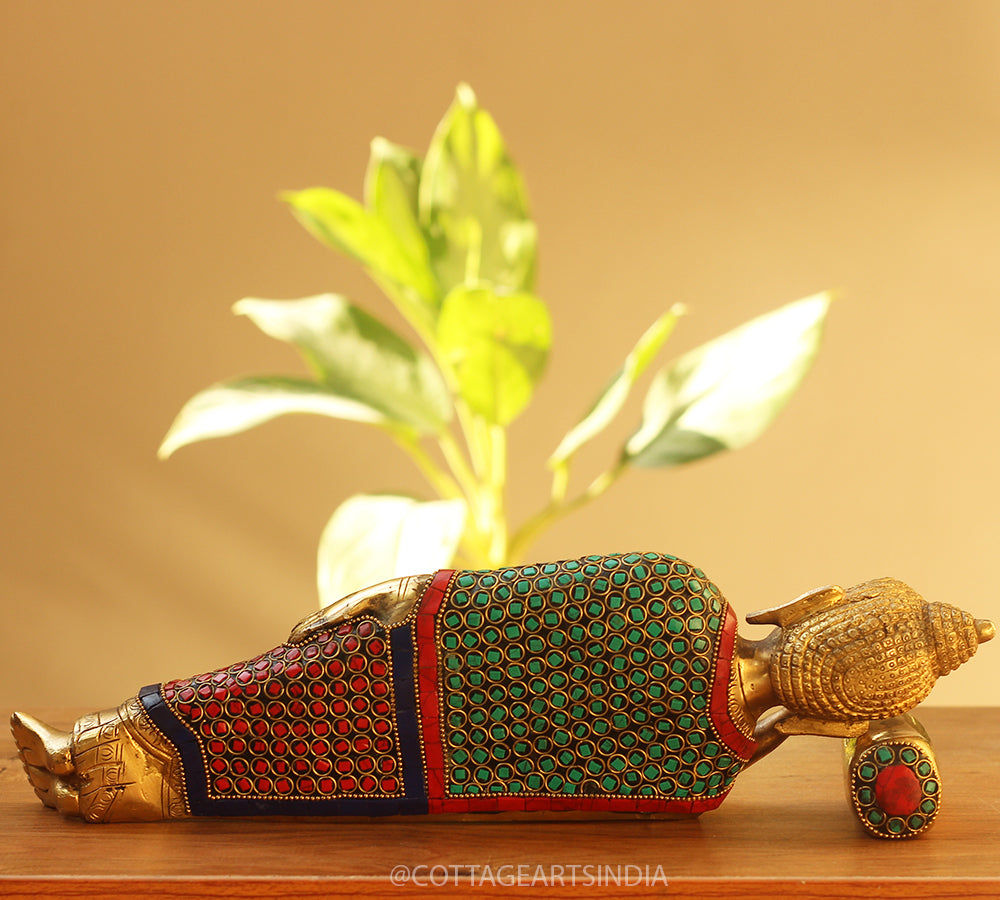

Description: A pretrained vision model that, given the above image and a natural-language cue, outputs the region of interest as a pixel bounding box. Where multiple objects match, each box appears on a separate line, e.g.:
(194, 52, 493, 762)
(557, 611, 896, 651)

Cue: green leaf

(364, 138, 430, 286)
(419, 83, 536, 294)
(624, 293, 831, 467)
(234, 294, 451, 433)
(158, 376, 389, 459)
(436, 284, 552, 426)
(549, 305, 685, 468)
(283, 187, 437, 328)
(317, 494, 466, 606)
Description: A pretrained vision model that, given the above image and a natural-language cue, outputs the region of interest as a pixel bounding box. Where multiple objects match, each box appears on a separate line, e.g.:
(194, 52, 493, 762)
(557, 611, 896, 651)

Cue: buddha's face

(769, 578, 993, 724)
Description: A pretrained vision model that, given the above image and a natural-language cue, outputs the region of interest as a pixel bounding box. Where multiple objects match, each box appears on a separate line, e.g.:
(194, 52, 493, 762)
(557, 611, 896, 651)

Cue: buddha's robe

(140, 553, 758, 817)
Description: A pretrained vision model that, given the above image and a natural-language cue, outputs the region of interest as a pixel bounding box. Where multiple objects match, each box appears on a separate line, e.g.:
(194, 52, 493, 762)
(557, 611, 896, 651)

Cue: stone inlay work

(434, 553, 748, 806)
(161, 618, 402, 801)
(849, 741, 941, 838)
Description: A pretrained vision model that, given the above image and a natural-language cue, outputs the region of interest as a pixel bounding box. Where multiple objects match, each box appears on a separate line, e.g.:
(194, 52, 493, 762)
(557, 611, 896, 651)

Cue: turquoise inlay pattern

(436, 553, 745, 802)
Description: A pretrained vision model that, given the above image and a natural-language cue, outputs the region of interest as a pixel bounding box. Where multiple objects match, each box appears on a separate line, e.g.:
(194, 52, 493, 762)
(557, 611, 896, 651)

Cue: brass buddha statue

(11, 552, 994, 839)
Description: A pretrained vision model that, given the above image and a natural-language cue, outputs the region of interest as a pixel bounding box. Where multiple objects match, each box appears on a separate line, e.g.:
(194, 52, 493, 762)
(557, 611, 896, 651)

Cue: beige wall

(3, 1, 999, 711)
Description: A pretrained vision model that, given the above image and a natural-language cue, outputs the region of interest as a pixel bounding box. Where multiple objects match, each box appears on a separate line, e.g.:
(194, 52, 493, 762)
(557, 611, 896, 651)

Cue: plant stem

(508, 458, 629, 564)
(483, 423, 508, 567)
(390, 429, 464, 501)
(438, 429, 480, 503)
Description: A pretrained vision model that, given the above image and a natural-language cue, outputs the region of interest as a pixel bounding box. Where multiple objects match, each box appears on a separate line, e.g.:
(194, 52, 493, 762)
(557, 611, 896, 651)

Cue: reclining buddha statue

(11, 552, 994, 839)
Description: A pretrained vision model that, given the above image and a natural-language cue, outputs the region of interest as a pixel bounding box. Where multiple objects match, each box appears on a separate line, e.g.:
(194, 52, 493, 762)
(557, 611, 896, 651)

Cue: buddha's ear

(746, 585, 847, 628)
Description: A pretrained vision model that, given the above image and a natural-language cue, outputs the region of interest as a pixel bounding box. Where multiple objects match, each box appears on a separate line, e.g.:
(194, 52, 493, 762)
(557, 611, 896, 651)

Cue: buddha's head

(747, 579, 994, 733)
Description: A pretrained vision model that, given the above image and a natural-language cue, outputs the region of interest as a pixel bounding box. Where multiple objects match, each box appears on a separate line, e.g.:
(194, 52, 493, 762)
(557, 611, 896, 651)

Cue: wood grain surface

(1, 707, 998, 898)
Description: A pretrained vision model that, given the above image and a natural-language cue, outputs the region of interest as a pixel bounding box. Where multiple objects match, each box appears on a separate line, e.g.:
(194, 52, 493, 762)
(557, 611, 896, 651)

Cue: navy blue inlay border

(139, 683, 212, 814)
(138, 621, 428, 817)
(390, 620, 428, 813)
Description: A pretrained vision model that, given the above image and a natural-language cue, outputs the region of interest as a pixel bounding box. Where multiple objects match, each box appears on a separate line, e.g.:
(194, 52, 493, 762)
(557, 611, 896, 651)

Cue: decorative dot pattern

(849, 741, 940, 838)
(438, 553, 745, 801)
(162, 618, 403, 801)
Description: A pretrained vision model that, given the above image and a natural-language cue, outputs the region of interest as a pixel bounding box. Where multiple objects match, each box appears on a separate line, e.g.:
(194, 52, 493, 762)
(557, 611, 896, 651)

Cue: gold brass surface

(12, 697, 186, 823)
(287, 573, 432, 643)
(757, 577, 992, 729)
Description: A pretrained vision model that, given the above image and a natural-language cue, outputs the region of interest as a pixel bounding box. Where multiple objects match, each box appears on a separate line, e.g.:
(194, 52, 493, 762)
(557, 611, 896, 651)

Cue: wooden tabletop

(1, 706, 997, 898)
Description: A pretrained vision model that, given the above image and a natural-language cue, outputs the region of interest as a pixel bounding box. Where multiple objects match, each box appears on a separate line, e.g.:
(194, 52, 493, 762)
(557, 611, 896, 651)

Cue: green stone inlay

(876, 746, 895, 765)
(441, 554, 737, 800)
(588, 621, 607, 639)
(630, 647, 650, 665)
(917, 760, 932, 777)
(503, 624, 522, 641)
(900, 747, 918, 765)
(920, 799, 937, 814)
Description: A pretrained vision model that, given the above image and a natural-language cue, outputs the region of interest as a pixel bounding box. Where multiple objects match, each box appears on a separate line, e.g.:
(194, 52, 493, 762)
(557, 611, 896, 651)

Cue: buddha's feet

(11, 698, 188, 822)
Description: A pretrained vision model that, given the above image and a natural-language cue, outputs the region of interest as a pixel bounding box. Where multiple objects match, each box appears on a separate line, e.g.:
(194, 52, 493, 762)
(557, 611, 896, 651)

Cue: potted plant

(159, 84, 830, 608)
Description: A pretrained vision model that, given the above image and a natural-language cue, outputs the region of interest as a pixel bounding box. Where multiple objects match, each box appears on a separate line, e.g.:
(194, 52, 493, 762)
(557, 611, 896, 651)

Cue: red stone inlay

(163, 614, 403, 801)
(875, 764, 923, 816)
